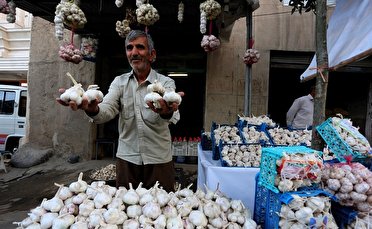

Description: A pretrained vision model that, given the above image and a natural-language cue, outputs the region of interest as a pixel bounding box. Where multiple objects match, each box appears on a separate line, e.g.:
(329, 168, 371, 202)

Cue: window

(18, 90, 27, 117)
(0, 90, 15, 115)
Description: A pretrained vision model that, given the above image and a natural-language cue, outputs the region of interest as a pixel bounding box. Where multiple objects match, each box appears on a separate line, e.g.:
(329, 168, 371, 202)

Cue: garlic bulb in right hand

(163, 90, 182, 105)
(84, 85, 104, 103)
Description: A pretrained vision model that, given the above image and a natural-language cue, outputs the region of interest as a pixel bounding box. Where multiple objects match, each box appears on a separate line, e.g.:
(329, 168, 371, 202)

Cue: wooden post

(365, 81, 372, 143)
(311, 0, 329, 151)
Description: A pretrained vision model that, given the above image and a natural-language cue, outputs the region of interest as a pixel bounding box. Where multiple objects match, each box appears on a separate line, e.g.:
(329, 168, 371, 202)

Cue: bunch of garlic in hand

(136, 3, 160, 26)
(59, 73, 85, 106)
(84, 85, 104, 104)
(144, 80, 165, 109)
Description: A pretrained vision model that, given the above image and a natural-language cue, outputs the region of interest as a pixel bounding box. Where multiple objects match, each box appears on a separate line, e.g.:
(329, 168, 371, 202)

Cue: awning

(300, 0, 372, 81)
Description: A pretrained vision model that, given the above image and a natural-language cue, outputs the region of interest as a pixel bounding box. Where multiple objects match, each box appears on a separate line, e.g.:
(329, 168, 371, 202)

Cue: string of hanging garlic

(243, 49, 260, 65)
(59, 72, 104, 105)
(213, 125, 242, 145)
(200, 0, 222, 20)
(15, 173, 258, 229)
(238, 114, 276, 127)
(278, 194, 338, 229)
(321, 162, 372, 212)
(0, 0, 9, 14)
(178, 1, 184, 23)
(116, 19, 131, 38)
(90, 164, 116, 181)
(136, 3, 160, 26)
(275, 152, 323, 192)
(80, 37, 98, 59)
(221, 144, 261, 167)
(59, 44, 83, 64)
(201, 34, 221, 52)
(200, 11, 207, 34)
(268, 127, 312, 146)
(54, 13, 65, 40)
(144, 80, 182, 109)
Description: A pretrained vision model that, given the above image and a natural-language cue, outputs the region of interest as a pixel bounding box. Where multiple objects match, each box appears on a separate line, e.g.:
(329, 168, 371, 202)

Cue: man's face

(125, 36, 156, 72)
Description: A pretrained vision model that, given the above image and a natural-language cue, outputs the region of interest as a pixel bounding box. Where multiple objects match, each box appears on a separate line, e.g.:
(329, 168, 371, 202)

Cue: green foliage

(280, 0, 317, 14)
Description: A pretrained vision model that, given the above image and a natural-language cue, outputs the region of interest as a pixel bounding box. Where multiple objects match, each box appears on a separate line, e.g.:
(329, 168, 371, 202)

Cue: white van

(0, 84, 27, 153)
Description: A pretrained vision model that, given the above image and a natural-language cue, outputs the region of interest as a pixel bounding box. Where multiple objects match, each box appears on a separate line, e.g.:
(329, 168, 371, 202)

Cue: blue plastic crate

(255, 183, 335, 229)
(258, 146, 322, 193)
(331, 201, 358, 229)
(218, 142, 261, 167)
(316, 118, 367, 162)
(238, 120, 275, 145)
(211, 122, 241, 160)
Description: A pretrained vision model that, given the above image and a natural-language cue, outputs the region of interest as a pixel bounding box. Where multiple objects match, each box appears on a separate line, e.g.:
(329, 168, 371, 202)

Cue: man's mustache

(130, 56, 141, 61)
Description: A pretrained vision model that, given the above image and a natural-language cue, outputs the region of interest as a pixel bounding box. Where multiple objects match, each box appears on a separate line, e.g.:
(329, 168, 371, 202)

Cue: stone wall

(23, 17, 96, 160)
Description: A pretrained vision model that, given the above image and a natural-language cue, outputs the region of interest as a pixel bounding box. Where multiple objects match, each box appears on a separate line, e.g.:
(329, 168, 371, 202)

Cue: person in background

(57, 30, 184, 192)
(286, 85, 315, 130)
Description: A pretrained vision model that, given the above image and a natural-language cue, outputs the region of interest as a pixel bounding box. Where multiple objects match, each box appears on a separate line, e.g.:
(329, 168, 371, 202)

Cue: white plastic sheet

(300, 0, 372, 81)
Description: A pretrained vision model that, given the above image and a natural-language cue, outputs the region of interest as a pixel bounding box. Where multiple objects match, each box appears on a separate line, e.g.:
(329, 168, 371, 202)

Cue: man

(286, 86, 315, 130)
(57, 30, 183, 192)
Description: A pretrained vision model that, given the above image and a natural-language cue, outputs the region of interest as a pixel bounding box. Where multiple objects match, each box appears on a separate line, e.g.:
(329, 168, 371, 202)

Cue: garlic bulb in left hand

(163, 90, 182, 105)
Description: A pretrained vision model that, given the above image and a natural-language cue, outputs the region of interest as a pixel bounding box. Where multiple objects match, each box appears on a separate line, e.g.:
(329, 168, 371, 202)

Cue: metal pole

(244, 6, 252, 116)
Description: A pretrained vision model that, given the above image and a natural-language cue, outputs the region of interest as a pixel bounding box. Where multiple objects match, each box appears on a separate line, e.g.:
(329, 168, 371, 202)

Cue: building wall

(23, 17, 96, 160)
(204, 0, 317, 130)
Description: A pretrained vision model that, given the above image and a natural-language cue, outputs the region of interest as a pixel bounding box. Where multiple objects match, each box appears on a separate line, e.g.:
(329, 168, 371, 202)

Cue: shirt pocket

(121, 97, 135, 119)
(143, 106, 161, 124)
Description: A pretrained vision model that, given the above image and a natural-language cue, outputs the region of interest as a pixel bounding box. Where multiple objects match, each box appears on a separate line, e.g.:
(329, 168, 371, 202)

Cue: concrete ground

(0, 156, 197, 229)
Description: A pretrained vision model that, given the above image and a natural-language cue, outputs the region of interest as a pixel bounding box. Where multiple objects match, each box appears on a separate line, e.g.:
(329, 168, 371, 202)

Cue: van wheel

(6, 139, 19, 153)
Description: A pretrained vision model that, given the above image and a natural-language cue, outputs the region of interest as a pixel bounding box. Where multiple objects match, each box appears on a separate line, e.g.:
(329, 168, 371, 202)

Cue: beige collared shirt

(90, 69, 180, 165)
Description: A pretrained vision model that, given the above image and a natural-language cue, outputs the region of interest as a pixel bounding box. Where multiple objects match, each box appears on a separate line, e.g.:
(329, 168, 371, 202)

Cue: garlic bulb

(52, 214, 75, 229)
(201, 35, 221, 52)
(163, 90, 182, 105)
(69, 172, 88, 193)
(142, 201, 161, 219)
(123, 183, 140, 205)
(243, 49, 260, 65)
(115, 0, 123, 8)
(40, 212, 58, 229)
(83, 85, 104, 103)
(144, 92, 162, 109)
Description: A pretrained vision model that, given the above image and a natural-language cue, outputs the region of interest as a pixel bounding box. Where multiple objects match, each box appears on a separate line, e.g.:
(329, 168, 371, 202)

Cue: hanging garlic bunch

(80, 37, 98, 59)
(6, 0, 16, 23)
(200, 11, 207, 34)
(243, 49, 260, 65)
(200, 0, 221, 20)
(136, 3, 160, 26)
(116, 19, 131, 38)
(59, 44, 83, 64)
(0, 0, 10, 14)
(55, 0, 87, 29)
(115, 0, 124, 8)
(178, 2, 184, 23)
(201, 35, 221, 52)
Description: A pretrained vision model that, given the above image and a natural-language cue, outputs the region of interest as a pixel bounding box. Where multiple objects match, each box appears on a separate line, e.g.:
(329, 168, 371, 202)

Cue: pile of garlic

(221, 144, 261, 167)
(136, 3, 160, 26)
(59, 44, 83, 64)
(241, 126, 270, 144)
(243, 49, 260, 65)
(278, 194, 338, 228)
(268, 127, 311, 146)
(321, 162, 372, 212)
(60, 72, 104, 106)
(90, 164, 116, 181)
(144, 80, 182, 109)
(15, 173, 258, 228)
(238, 114, 276, 128)
(331, 116, 372, 156)
(55, 0, 87, 29)
(275, 152, 323, 192)
(201, 35, 221, 52)
(213, 125, 242, 146)
(346, 212, 372, 228)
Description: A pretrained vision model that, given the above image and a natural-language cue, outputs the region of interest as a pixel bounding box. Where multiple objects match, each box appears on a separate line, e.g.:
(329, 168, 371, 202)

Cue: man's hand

(147, 92, 184, 117)
(56, 88, 100, 114)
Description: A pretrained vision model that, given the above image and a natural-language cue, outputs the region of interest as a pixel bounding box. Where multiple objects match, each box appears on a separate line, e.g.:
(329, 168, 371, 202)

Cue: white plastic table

(197, 144, 260, 214)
